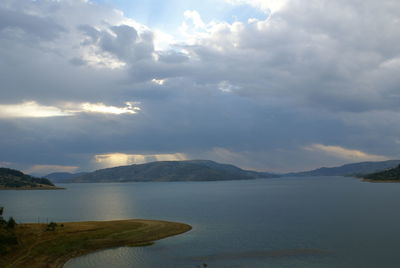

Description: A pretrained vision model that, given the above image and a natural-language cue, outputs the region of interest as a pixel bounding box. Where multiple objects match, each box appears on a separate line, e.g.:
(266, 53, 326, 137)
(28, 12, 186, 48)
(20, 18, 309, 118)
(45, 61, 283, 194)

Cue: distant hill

(0, 168, 60, 189)
(67, 160, 278, 183)
(44, 172, 88, 183)
(363, 164, 400, 181)
(284, 160, 400, 177)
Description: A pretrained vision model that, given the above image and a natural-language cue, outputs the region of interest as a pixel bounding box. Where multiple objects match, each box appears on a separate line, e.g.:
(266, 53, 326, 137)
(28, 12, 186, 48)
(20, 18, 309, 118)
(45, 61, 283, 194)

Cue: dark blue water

(1, 177, 400, 267)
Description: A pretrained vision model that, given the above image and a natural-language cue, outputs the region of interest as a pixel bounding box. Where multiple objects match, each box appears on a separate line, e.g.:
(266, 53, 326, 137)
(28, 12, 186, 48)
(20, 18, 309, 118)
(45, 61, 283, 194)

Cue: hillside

(283, 160, 400, 177)
(0, 168, 60, 190)
(363, 164, 400, 181)
(68, 160, 278, 183)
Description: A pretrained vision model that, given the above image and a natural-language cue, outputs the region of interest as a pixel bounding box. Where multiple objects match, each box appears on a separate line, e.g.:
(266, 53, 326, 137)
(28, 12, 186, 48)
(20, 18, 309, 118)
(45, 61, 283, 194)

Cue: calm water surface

(1, 176, 400, 267)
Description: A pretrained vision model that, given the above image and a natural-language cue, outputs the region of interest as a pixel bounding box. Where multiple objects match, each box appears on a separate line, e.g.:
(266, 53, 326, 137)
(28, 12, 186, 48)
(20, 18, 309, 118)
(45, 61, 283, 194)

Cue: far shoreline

(362, 178, 400, 183)
(0, 186, 65, 190)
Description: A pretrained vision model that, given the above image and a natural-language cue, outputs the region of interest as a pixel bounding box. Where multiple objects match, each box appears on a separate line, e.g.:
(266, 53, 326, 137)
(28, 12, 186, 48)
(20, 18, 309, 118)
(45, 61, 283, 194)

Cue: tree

(0, 207, 5, 225)
(6, 217, 16, 229)
(47, 222, 57, 231)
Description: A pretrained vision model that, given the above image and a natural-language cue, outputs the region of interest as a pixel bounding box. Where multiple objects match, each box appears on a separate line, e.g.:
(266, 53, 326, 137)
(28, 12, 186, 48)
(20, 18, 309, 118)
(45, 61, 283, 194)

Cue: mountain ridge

(43, 159, 400, 183)
(283, 160, 400, 177)
(63, 160, 278, 183)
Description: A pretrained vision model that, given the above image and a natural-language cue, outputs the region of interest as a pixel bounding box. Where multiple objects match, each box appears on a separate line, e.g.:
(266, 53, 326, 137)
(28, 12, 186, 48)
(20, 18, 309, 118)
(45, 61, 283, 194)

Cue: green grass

(1, 219, 191, 268)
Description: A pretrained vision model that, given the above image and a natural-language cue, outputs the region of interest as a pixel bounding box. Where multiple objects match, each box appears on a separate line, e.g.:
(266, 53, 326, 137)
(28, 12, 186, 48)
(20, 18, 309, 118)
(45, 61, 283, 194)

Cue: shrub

(6, 217, 16, 229)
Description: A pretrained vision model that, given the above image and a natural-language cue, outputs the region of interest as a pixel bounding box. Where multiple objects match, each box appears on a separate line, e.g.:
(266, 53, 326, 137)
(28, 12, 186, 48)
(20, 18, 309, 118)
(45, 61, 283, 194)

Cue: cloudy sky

(1, 0, 399, 175)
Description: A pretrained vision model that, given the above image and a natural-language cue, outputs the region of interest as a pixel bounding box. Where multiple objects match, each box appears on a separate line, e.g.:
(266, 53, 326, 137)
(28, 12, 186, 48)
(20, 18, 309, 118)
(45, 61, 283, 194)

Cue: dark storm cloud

(0, 0, 399, 173)
(79, 24, 155, 62)
(0, 7, 66, 40)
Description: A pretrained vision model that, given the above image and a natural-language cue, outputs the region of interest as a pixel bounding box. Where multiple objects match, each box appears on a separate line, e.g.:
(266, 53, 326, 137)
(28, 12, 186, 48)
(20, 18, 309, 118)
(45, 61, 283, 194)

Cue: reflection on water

(2, 177, 400, 267)
(0, 183, 139, 222)
(189, 248, 332, 261)
(80, 184, 133, 220)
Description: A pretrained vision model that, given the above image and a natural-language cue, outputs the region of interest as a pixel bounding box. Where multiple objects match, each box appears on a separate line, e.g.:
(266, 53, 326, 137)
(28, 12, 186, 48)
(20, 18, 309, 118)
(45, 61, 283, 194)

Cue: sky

(0, 0, 400, 175)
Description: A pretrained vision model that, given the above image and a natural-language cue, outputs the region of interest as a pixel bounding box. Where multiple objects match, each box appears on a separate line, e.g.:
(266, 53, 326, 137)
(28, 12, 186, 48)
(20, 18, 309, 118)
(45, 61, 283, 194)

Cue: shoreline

(2, 219, 192, 268)
(362, 178, 400, 183)
(0, 186, 65, 190)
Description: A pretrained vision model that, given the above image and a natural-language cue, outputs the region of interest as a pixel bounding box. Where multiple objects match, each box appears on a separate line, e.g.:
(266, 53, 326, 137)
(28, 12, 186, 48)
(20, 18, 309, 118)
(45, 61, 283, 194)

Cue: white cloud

(184, 10, 206, 29)
(226, 0, 289, 13)
(151, 78, 166, 85)
(179, 10, 209, 44)
(94, 152, 187, 168)
(153, 30, 175, 51)
(0, 101, 140, 118)
(304, 144, 388, 162)
(218, 80, 240, 92)
(78, 102, 140, 115)
(0, 101, 72, 118)
(80, 45, 127, 69)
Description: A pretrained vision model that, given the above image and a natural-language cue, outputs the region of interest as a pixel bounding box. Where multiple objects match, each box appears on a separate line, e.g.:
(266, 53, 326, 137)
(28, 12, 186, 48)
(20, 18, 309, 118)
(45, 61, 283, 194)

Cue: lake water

(1, 176, 400, 267)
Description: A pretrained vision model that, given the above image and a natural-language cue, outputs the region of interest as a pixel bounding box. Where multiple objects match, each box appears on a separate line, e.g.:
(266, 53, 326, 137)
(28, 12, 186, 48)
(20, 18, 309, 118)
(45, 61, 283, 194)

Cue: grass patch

(1, 219, 191, 268)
